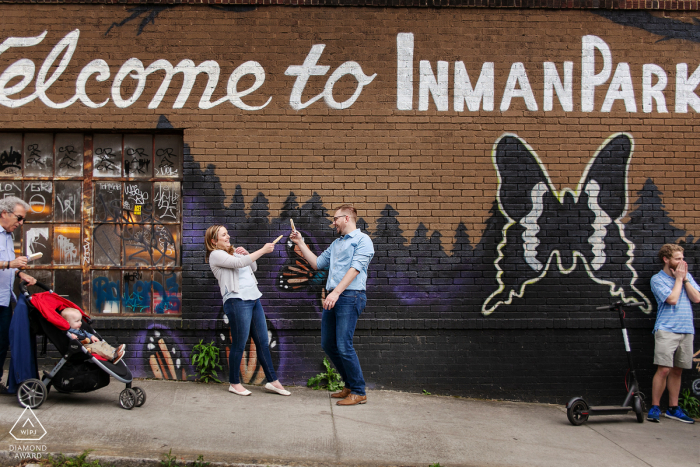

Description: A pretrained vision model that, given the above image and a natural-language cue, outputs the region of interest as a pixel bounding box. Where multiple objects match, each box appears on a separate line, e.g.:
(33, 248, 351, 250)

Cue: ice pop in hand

(290, 219, 296, 232)
(28, 252, 43, 261)
(272, 235, 283, 244)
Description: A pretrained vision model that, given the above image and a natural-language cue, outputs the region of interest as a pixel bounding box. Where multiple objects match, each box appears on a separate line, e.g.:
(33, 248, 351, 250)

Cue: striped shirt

(0, 225, 17, 307)
(650, 270, 697, 335)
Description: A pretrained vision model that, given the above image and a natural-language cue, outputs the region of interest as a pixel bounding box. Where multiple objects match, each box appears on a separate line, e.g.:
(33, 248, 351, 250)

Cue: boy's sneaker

(647, 405, 661, 422)
(665, 407, 695, 424)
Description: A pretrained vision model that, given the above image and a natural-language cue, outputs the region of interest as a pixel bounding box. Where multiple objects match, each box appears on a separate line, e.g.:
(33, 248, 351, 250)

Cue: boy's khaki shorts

(653, 330, 694, 369)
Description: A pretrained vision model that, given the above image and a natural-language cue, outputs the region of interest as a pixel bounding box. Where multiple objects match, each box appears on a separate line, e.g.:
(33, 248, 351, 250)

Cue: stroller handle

(19, 279, 52, 296)
(595, 301, 646, 311)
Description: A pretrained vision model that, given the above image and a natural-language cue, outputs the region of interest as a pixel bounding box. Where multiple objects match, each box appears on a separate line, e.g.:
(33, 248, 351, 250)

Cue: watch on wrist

(683, 279, 690, 284)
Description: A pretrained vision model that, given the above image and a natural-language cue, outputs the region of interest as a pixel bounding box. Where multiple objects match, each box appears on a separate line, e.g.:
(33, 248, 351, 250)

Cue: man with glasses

(0, 196, 36, 394)
(290, 204, 374, 405)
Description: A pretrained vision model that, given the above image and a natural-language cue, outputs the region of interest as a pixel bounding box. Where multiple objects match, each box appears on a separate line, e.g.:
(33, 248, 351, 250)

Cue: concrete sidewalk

(0, 379, 697, 467)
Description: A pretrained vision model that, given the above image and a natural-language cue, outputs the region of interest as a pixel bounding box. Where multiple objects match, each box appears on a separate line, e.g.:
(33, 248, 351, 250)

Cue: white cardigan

(208, 250, 258, 298)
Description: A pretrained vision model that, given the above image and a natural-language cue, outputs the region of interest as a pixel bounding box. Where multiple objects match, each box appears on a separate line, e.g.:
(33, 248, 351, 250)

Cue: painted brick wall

(4, 5, 700, 404)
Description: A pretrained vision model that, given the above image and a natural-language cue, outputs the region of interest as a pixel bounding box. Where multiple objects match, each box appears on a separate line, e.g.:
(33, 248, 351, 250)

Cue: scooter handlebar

(596, 301, 646, 310)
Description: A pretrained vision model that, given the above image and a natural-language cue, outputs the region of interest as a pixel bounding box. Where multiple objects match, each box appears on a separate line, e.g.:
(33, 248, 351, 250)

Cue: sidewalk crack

(328, 394, 342, 461)
(585, 425, 654, 467)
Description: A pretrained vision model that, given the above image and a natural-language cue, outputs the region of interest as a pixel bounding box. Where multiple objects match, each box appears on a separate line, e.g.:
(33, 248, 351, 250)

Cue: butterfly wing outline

(277, 232, 328, 306)
(482, 133, 651, 315)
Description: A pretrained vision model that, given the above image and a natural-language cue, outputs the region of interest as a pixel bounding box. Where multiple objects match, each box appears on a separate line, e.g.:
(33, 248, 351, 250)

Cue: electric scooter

(566, 301, 647, 426)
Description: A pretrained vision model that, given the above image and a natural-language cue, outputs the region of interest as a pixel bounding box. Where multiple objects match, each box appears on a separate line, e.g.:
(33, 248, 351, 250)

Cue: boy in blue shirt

(649, 244, 700, 423)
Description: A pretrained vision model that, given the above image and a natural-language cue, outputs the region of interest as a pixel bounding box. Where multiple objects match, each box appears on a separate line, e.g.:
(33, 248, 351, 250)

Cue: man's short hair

(335, 204, 357, 221)
(658, 243, 684, 264)
(0, 196, 30, 215)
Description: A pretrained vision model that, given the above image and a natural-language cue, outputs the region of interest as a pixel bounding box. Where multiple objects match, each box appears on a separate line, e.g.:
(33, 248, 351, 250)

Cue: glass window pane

(122, 270, 152, 313)
(24, 224, 52, 265)
(24, 270, 53, 296)
(153, 224, 178, 267)
(24, 133, 53, 177)
(123, 181, 151, 223)
(0, 133, 22, 177)
(123, 224, 152, 266)
(55, 269, 83, 310)
(154, 135, 181, 178)
(0, 180, 21, 199)
(91, 270, 120, 314)
(55, 133, 83, 177)
(94, 182, 121, 223)
(154, 182, 180, 223)
(24, 181, 53, 221)
(93, 223, 121, 266)
(55, 181, 81, 223)
(93, 134, 122, 177)
(153, 270, 181, 314)
(53, 224, 81, 265)
(124, 135, 152, 179)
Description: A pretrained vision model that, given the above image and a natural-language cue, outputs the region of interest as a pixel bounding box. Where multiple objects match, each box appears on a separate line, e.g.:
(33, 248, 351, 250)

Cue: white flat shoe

(229, 385, 251, 396)
(265, 382, 291, 396)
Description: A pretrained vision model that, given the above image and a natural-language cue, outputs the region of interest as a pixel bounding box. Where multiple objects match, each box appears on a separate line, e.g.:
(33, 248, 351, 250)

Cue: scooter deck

(588, 406, 633, 415)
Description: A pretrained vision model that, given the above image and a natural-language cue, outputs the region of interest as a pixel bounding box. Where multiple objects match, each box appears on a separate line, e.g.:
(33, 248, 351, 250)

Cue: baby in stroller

(60, 308, 126, 364)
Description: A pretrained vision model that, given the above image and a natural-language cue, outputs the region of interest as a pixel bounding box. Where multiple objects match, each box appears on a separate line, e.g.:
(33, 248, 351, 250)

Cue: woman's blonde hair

(204, 225, 234, 261)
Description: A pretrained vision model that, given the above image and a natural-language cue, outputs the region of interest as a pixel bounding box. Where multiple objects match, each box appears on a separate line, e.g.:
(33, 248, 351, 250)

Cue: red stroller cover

(30, 292, 109, 362)
(29, 292, 86, 331)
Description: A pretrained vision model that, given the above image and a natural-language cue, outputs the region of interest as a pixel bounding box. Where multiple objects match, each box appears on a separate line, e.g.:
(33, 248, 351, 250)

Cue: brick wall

(5, 4, 700, 404)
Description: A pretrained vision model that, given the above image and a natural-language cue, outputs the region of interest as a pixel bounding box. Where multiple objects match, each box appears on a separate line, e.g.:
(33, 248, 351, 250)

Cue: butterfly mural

(482, 133, 651, 315)
(276, 232, 329, 307)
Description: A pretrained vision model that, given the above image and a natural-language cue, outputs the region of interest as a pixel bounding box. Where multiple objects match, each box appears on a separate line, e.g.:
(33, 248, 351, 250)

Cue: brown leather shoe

(331, 388, 352, 399)
(336, 394, 367, 406)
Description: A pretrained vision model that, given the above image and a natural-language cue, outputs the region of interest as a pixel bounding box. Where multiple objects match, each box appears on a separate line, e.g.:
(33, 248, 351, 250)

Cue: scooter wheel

(567, 398, 589, 426)
(634, 396, 645, 423)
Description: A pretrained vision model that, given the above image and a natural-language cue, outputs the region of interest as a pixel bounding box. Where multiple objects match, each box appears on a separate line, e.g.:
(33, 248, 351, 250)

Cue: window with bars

(1, 132, 183, 316)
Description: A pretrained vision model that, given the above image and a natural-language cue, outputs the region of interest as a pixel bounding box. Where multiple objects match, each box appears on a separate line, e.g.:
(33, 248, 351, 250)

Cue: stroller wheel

(132, 386, 146, 407)
(119, 388, 137, 410)
(17, 379, 48, 409)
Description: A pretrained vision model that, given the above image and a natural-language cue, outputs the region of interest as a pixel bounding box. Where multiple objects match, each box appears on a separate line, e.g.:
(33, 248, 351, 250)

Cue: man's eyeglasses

(8, 212, 24, 223)
(333, 215, 348, 222)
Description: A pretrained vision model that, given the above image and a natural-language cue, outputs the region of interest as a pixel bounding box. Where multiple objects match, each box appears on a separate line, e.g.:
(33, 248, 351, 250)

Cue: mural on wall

(142, 325, 189, 380)
(483, 133, 651, 315)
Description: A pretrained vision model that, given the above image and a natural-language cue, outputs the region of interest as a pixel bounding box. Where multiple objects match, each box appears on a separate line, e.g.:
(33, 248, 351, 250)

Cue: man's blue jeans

(0, 305, 11, 382)
(322, 290, 366, 396)
(223, 298, 277, 385)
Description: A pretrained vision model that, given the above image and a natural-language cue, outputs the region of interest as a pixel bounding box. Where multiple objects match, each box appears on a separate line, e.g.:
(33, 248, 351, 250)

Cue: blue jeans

(321, 290, 366, 396)
(0, 305, 11, 382)
(223, 298, 277, 385)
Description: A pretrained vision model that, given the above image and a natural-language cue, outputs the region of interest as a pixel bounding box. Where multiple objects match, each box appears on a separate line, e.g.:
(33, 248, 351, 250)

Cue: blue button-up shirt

(650, 270, 697, 334)
(316, 229, 374, 291)
(0, 225, 17, 306)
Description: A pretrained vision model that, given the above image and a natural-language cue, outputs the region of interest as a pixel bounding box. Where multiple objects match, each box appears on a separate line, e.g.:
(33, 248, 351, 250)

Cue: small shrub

(191, 340, 223, 383)
(307, 357, 344, 391)
(41, 450, 106, 467)
(679, 388, 700, 419)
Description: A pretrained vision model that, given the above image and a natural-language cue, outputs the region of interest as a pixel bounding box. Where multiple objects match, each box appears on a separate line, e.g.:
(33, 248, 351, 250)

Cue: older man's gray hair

(0, 196, 30, 215)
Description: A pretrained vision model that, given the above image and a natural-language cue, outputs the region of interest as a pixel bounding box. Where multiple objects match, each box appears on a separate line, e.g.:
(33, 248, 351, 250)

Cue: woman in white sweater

(205, 224, 290, 396)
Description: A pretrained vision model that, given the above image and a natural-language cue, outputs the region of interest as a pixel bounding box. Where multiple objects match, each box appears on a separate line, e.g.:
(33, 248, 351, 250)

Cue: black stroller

(12, 281, 146, 410)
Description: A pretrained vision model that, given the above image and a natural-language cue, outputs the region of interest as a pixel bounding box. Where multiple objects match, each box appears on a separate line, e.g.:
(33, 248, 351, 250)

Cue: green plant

(160, 449, 181, 467)
(429, 463, 443, 467)
(679, 389, 700, 419)
(192, 455, 210, 467)
(190, 340, 223, 383)
(41, 450, 106, 467)
(307, 357, 344, 391)
(422, 389, 431, 395)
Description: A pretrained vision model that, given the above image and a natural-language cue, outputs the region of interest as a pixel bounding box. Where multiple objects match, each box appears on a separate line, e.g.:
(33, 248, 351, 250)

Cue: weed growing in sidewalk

(190, 340, 223, 383)
(680, 389, 700, 419)
(429, 463, 443, 467)
(307, 357, 344, 391)
(40, 450, 107, 467)
(159, 450, 210, 467)
(422, 389, 431, 395)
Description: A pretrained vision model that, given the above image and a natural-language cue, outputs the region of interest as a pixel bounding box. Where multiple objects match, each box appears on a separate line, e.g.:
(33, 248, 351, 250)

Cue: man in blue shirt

(290, 204, 374, 406)
(648, 243, 700, 423)
(0, 197, 37, 394)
